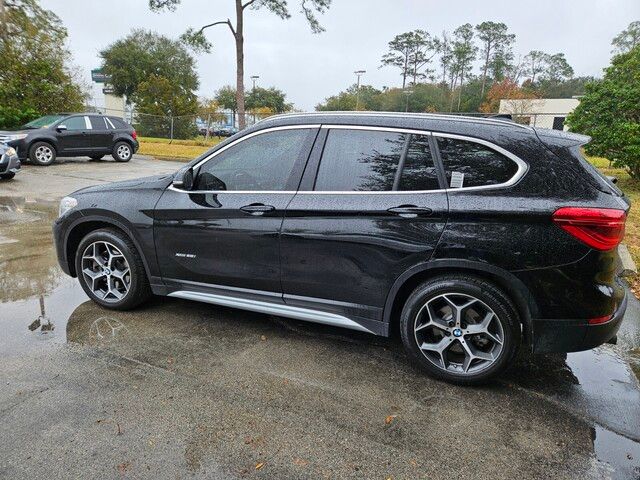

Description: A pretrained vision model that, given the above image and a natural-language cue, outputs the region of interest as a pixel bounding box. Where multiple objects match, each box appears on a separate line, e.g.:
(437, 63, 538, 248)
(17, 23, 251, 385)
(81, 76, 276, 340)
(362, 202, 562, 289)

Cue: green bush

(567, 46, 640, 178)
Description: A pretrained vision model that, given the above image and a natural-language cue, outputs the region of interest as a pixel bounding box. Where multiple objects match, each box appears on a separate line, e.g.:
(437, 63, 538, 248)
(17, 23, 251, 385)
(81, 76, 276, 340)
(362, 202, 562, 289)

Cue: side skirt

(167, 290, 376, 335)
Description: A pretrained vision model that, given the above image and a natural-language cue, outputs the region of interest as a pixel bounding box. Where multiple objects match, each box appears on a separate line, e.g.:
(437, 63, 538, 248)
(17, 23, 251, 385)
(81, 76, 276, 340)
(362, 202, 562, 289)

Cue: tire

(112, 141, 132, 162)
(29, 141, 56, 166)
(89, 155, 104, 161)
(399, 274, 520, 385)
(0, 172, 15, 180)
(75, 228, 151, 310)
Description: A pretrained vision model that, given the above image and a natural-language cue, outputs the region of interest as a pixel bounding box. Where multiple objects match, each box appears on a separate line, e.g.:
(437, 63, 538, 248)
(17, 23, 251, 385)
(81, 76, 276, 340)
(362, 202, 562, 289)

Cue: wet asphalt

(1, 158, 639, 479)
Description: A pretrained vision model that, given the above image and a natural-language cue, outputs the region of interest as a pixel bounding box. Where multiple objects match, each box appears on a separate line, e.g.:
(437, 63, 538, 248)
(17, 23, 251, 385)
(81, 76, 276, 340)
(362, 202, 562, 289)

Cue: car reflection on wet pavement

(1, 196, 640, 479)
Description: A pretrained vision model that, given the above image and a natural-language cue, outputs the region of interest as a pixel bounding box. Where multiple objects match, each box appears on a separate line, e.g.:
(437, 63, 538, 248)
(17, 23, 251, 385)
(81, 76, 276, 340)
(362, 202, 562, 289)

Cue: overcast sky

(41, 0, 639, 111)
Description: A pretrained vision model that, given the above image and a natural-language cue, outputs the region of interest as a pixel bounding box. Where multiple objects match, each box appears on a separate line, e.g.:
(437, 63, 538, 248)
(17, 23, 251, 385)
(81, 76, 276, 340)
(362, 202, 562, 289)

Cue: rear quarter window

(108, 117, 130, 129)
(436, 137, 519, 188)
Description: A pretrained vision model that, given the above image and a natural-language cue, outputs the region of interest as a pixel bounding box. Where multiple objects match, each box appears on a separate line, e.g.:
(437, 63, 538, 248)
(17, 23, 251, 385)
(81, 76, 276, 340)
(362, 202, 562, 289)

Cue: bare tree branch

(242, 0, 258, 9)
(199, 19, 235, 36)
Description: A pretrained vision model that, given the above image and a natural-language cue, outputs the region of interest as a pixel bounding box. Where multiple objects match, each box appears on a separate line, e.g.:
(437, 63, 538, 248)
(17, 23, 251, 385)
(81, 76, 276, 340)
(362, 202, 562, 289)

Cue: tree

(380, 30, 439, 88)
(612, 20, 640, 54)
(542, 53, 574, 83)
(100, 29, 198, 102)
(535, 76, 596, 98)
(523, 50, 548, 83)
(437, 31, 453, 84)
(246, 86, 292, 113)
(450, 23, 477, 110)
(0, 0, 86, 128)
(149, 0, 331, 130)
(567, 46, 640, 178)
(475, 21, 515, 96)
(479, 79, 538, 113)
(316, 84, 382, 111)
(133, 74, 199, 138)
(215, 85, 238, 113)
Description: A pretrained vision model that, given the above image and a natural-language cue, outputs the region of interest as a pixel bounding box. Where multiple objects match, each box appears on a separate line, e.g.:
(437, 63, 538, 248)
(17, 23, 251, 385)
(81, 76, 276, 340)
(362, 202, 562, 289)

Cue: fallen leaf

(293, 457, 308, 466)
(385, 415, 397, 425)
(255, 462, 265, 470)
(244, 436, 253, 445)
(117, 461, 131, 474)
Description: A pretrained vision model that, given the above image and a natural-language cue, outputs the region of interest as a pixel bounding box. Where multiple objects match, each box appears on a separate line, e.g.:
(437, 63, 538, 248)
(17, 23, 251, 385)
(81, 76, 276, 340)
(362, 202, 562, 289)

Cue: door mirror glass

(56, 124, 68, 132)
(173, 167, 194, 191)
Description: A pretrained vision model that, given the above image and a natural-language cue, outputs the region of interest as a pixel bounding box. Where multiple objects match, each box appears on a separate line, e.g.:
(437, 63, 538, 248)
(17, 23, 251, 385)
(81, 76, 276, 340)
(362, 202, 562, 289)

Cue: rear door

(280, 126, 449, 332)
(88, 116, 113, 153)
(56, 115, 92, 154)
(154, 125, 319, 299)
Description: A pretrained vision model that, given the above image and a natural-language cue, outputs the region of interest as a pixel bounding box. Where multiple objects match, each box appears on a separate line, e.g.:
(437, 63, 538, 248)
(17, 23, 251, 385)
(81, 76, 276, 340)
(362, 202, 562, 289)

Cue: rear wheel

(112, 142, 132, 162)
(75, 228, 151, 310)
(0, 172, 15, 180)
(399, 275, 520, 385)
(29, 141, 56, 166)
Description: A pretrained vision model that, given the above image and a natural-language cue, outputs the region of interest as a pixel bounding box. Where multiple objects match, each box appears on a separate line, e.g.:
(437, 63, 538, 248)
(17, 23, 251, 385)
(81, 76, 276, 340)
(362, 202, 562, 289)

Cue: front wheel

(75, 228, 151, 310)
(399, 275, 520, 385)
(112, 142, 132, 162)
(29, 141, 56, 166)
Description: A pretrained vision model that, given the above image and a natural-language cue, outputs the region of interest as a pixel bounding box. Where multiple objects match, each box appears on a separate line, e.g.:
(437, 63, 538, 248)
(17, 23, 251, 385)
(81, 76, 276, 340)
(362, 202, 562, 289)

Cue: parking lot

(1, 157, 640, 479)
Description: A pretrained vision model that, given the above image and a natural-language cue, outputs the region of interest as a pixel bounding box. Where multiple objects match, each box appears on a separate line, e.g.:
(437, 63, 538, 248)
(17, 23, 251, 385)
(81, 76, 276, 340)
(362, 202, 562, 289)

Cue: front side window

(314, 129, 406, 191)
(62, 116, 87, 131)
(436, 137, 519, 188)
(195, 128, 314, 191)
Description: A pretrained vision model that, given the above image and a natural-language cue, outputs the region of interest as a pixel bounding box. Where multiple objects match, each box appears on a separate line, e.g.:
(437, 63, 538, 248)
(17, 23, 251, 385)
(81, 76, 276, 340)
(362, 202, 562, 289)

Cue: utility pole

(354, 70, 366, 110)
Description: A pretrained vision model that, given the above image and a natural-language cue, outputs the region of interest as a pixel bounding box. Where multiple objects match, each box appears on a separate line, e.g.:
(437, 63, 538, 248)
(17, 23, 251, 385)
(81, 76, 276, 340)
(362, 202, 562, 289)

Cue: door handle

(387, 205, 433, 218)
(240, 203, 275, 215)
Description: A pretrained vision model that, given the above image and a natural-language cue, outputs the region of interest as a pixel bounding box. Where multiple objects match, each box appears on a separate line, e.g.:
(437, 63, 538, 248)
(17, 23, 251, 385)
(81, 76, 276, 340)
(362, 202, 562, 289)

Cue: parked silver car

(0, 145, 20, 180)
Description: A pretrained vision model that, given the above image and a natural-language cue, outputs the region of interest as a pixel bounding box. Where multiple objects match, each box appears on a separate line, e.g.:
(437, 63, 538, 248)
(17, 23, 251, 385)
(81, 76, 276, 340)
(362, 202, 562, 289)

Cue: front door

(154, 126, 319, 299)
(56, 115, 92, 153)
(280, 127, 449, 333)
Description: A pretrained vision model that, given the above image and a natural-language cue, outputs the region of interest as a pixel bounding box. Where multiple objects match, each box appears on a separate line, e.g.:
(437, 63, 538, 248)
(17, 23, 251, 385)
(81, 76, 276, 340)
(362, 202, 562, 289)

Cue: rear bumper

(532, 289, 627, 353)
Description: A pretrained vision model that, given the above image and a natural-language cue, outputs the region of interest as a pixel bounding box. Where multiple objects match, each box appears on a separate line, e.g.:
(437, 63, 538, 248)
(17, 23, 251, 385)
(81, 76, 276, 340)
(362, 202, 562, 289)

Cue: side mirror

(56, 124, 68, 132)
(173, 167, 194, 191)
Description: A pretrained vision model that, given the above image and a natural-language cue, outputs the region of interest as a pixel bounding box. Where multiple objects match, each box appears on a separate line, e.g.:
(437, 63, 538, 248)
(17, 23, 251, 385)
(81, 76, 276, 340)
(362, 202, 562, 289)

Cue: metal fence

(84, 106, 573, 141)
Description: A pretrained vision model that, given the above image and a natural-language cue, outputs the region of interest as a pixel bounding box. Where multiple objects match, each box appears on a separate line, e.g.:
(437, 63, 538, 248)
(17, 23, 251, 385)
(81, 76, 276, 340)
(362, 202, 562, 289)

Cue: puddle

(2, 195, 640, 478)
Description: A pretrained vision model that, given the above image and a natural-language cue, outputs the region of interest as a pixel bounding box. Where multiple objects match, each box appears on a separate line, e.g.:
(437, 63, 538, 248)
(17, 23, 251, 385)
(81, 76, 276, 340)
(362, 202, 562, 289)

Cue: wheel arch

(383, 260, 537, 348)
(64, 215, 152, 281)
(28, 137, 59, 154)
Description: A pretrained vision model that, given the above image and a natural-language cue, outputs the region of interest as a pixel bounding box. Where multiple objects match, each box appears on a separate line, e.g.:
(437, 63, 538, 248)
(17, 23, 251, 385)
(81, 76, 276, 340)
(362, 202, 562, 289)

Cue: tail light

(131, 130, 137, 140)
(552, 207, 626, 251)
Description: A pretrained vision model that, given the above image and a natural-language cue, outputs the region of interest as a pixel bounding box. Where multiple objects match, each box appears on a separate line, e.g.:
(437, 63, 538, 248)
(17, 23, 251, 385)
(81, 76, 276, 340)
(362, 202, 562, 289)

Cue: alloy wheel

(117, 144, 131, 160)
(35, 145, 53, 163)
(81, 241, 131, 302)
(413, 293, 504, 375)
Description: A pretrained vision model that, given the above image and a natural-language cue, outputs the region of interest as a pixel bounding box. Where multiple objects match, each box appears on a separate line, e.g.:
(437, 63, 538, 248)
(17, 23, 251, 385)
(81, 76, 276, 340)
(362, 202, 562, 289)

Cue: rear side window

(109, 117, 129, 129)
(315, 129, 405, 191)
(437, 137, 518, 188)
(89, 116, 107, 130)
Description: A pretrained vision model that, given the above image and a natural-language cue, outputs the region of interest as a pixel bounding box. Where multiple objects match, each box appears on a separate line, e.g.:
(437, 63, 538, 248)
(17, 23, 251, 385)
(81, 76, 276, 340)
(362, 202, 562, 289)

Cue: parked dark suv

(0, 113, 139, 166)
(52, 112, 630, 384)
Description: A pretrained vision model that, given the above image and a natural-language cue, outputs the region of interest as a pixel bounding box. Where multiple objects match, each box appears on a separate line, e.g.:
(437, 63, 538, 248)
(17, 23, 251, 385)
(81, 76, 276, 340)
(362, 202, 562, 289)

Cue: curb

(619, 244, 637, 277)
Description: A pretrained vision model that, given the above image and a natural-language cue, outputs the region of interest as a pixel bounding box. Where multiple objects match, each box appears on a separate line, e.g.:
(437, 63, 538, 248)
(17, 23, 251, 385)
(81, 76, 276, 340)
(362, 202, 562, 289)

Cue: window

(398, 135, 440, 191)
(63, 116, 87, 131)
(195, 128, 314, 191)
(436, 137, 518, 188)
(89, 116, 107, 130)
(109, 117, 129, 129)
(315, 129, 406, 191)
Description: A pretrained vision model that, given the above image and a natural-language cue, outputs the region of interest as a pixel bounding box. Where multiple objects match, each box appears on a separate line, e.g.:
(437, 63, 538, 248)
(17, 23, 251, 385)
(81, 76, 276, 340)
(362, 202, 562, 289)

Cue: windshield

(23, 115, 66, 129)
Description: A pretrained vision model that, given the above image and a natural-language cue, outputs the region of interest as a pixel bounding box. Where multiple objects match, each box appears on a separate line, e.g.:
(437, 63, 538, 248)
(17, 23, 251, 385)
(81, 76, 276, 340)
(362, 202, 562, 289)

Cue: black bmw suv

(53, 112, 630, 384)
(0, 113, 139, 166)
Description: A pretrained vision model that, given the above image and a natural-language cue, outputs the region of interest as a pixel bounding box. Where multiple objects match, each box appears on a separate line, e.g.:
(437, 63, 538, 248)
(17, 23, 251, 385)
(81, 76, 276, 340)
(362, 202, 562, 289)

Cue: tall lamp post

(354, 70, 366, 110)
(250, 75, 260, 124)
(403, 88, 414, 113)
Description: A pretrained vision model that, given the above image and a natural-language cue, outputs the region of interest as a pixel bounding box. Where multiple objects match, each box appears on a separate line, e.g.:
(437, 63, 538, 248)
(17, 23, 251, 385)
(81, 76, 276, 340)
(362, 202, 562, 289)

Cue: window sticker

(450, 171, 465, 188)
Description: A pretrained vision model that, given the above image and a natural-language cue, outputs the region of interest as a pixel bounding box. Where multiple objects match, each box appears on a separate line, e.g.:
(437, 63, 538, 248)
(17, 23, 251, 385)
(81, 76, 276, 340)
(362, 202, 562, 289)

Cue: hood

(73, 174, 174, 196)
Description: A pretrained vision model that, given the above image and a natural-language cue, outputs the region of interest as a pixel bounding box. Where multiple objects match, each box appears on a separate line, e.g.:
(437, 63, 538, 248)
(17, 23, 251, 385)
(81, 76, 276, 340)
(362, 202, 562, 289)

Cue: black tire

(399, 274, 520, 385)
(0, 172, 15, 180)
(89, 155, 104, 161)
(29, 141, 56, 166)
(112, 141, 133, 162)
(75, 228, 151, 310)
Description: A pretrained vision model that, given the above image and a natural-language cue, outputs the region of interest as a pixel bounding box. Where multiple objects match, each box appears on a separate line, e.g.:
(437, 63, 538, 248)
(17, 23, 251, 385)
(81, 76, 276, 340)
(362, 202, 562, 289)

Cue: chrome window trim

(105, 117, 116, 129)
(168, 124, 527, 195)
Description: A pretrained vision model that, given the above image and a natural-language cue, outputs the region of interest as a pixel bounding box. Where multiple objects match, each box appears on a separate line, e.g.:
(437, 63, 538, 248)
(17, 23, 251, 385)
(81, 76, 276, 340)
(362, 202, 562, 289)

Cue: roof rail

(262, 111, 532, 130)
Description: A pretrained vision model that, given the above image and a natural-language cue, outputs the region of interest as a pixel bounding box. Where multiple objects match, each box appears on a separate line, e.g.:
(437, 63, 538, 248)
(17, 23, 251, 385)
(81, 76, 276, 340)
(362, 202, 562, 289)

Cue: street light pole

(354, 70, 366, 111)
(249, 75, 259, 125)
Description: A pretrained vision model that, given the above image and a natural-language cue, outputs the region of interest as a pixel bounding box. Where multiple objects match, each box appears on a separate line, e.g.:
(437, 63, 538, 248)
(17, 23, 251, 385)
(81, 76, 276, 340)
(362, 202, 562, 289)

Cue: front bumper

(0, 152, 21, 175)
(531, 289, 628, 353)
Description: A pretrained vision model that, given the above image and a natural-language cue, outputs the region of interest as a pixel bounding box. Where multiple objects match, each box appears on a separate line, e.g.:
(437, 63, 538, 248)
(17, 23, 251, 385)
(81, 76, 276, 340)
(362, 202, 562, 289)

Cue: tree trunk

(235, 0, 245, 129)
(481, 45, 490, 97)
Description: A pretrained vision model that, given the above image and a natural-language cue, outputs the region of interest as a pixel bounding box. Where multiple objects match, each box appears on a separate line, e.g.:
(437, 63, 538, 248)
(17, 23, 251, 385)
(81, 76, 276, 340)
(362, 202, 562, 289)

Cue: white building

(498, 98, 580, 130)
